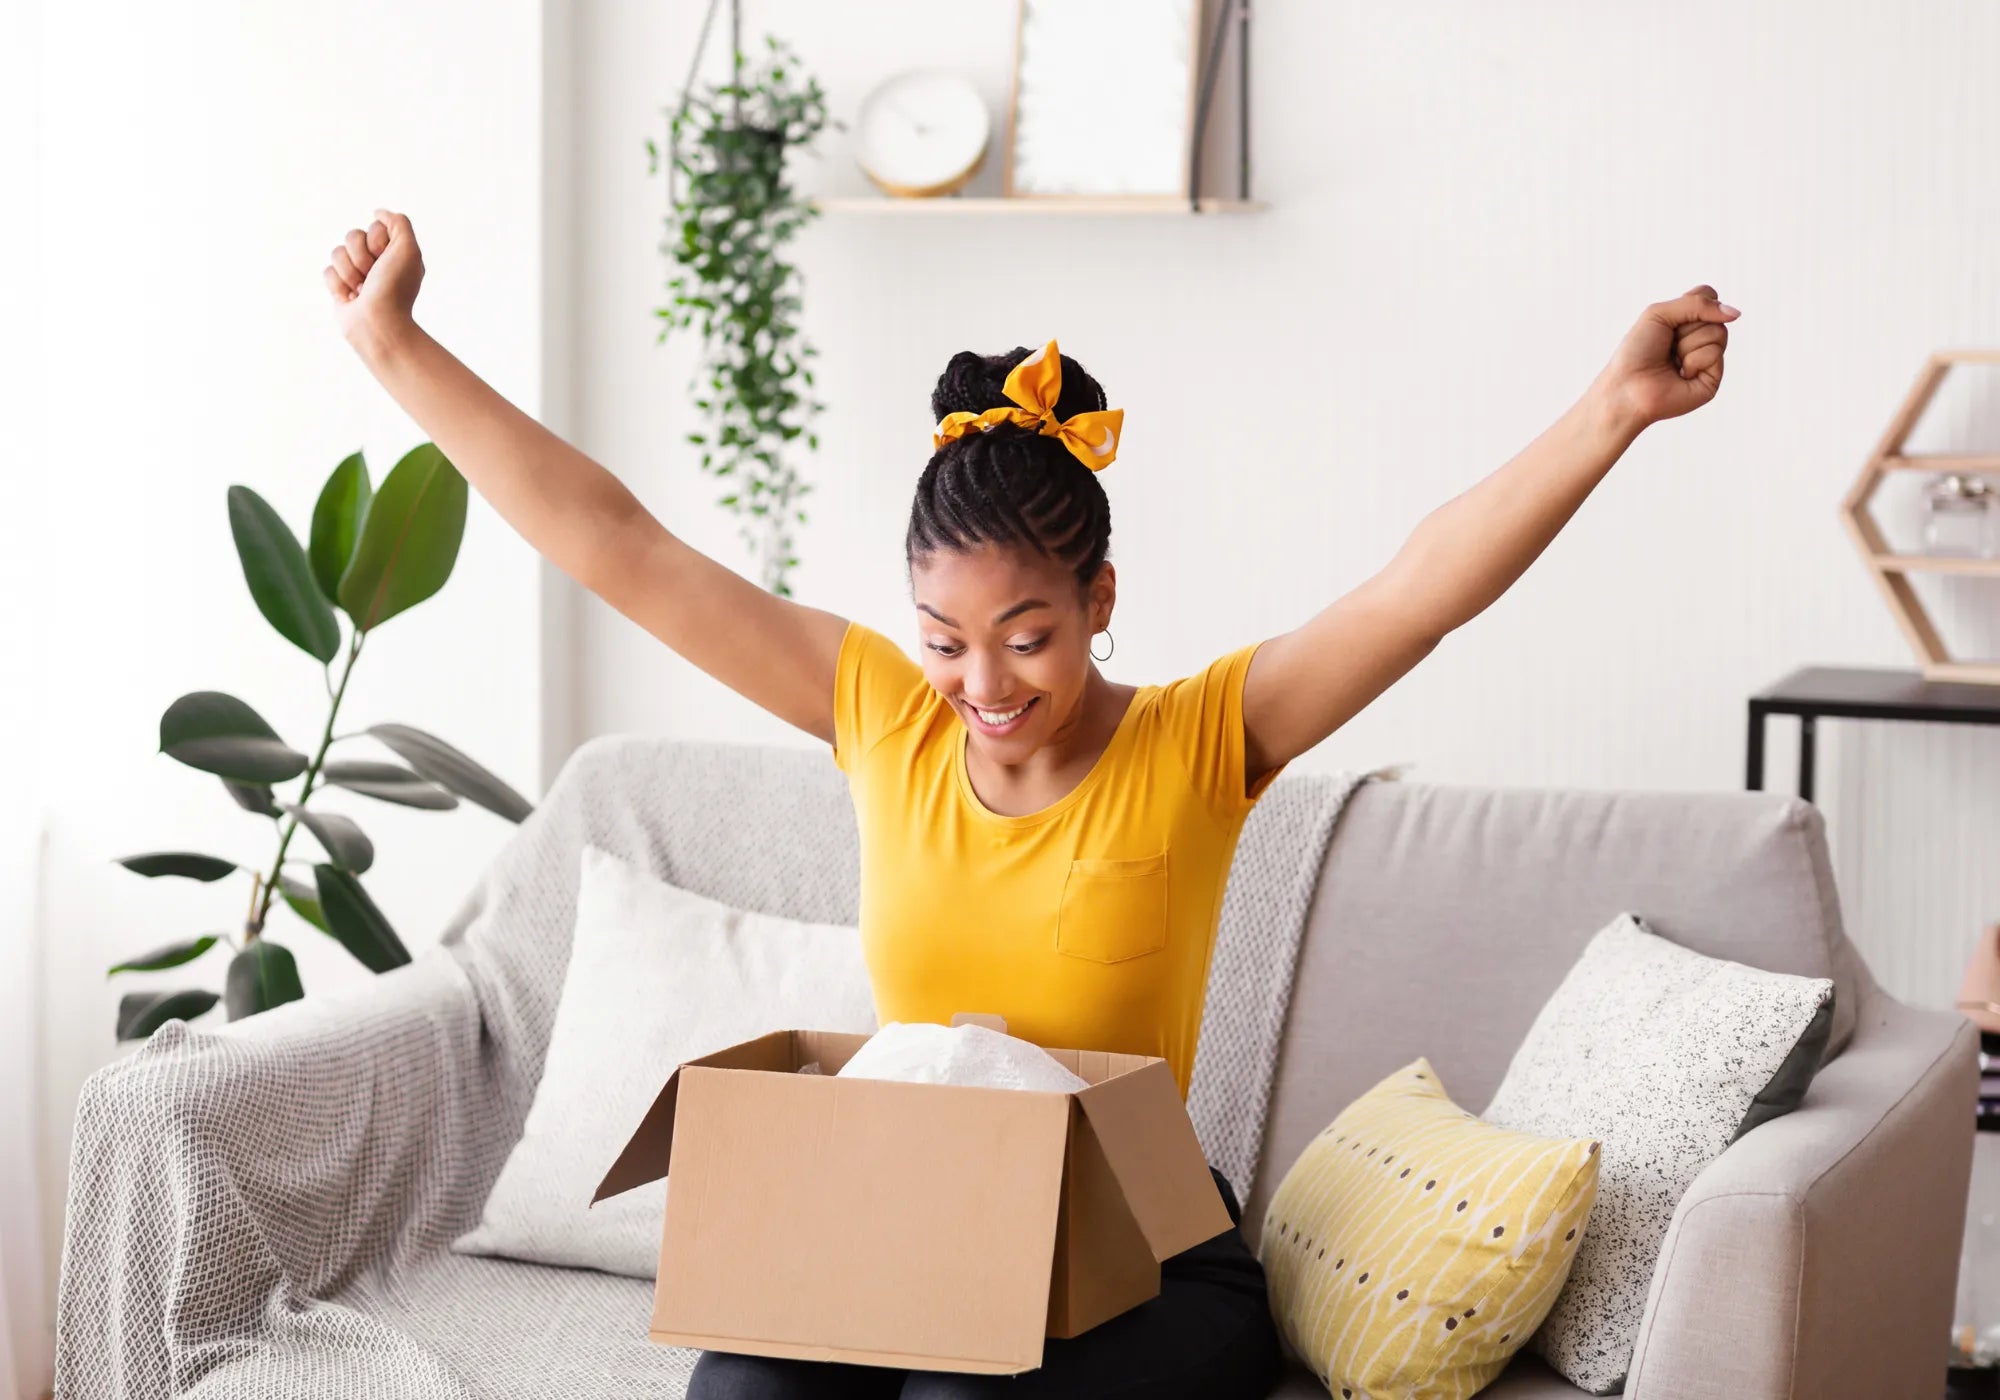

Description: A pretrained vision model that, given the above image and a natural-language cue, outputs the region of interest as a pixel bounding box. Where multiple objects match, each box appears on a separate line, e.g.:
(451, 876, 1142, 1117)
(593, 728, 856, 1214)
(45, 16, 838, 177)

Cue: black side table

(1747, 666, 2000, 802)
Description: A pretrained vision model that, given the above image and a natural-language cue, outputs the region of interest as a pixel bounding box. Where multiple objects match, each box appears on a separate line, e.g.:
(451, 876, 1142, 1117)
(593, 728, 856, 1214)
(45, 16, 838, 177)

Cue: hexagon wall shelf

(1840, 349, 2000, 684)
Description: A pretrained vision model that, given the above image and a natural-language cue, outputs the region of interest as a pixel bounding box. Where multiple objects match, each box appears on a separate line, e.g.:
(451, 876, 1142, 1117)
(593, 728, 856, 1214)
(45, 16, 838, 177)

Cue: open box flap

(1047, 1096, 1159, 1338)
(591, 1028, 802, 1204)
(1074, 1059, 1233, 1259)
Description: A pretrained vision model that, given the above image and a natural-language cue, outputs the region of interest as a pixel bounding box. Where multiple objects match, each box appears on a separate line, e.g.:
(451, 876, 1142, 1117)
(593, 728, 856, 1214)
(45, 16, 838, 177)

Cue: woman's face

(909, 542, 1112, 759)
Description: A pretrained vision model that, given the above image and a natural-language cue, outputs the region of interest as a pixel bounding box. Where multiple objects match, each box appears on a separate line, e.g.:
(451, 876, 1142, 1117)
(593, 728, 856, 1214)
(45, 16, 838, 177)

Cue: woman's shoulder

(839, 620, 926, 680)
(1131, 639, 1277, 818)
(834, 621, 946, 773)
(1148, 639, 1266, 729)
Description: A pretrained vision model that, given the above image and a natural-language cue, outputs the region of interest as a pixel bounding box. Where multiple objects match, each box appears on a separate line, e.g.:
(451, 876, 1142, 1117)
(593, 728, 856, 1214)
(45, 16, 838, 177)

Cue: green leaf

(365, 723, 533, 822)
(223, 779, 282, 817)
(279, 803, 373, 874)
(224, 940, 304, 1020)
(160, 692, 308, 783)
(115, 988, 221, 1041)
(309, 450, 373, 604)
(108, 935, 220, 975)
(227, 485, 341, 663)
(320, 759, 458, 810)
(313, 865, 411, 973)
(336, 442, 468, 632)
(279, 875, 329, 932)
(114, 852, 237, 881)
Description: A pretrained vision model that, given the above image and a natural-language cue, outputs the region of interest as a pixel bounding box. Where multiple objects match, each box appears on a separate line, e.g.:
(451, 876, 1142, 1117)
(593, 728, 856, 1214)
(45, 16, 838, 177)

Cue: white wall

(2, 0, 53, 1388)
(24, 0, 551, 1325)
(561, 0, 2000, 1013)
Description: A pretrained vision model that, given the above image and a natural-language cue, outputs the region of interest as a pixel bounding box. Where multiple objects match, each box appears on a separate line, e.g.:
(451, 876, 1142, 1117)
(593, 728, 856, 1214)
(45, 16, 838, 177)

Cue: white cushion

(452, 844, 879, 1278)
(1480, 911, 1834, 1395)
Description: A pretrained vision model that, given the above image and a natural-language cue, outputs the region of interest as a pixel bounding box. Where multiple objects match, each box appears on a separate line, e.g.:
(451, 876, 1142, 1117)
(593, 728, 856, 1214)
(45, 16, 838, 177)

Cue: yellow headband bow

(932, 340, 1123, 472)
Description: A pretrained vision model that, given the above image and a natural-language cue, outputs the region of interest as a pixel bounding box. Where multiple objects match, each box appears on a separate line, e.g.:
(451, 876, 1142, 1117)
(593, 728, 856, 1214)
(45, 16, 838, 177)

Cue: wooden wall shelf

(1871, 554, 2000, 577)
(1839, 349, 2000, 683)
(810, 196, 1263, 217)
(1879, 455, 2000, 473)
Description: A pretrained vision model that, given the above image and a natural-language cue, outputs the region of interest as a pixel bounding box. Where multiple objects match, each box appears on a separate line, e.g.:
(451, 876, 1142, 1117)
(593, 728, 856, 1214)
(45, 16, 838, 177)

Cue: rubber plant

(108, 444, 534, 1040)
(647, 6, 832, 597)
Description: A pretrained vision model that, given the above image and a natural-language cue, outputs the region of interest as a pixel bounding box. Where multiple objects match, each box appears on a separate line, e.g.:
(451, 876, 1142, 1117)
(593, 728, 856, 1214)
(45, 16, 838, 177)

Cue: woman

(327, 209, 1734, 1399)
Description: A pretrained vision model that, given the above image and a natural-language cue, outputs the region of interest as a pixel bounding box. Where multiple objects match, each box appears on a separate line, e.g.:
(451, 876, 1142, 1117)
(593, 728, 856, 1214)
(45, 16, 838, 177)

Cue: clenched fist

(324, 207, 424, 343)
(1593, 284, 1740, 431)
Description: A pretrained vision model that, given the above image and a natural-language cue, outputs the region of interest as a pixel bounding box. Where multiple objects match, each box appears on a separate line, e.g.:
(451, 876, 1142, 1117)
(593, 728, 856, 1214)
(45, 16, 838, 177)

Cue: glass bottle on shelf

(1923, 473, 1999, 557)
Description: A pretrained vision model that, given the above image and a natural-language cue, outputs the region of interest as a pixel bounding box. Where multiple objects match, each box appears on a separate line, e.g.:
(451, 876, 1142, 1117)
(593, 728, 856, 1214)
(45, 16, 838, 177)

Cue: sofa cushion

(1259, 1058, 1600, 1400)
(452, 844, 879, 1278)
(1480, 911, 1834, 1393)
(1248, 781, 1869, 1257)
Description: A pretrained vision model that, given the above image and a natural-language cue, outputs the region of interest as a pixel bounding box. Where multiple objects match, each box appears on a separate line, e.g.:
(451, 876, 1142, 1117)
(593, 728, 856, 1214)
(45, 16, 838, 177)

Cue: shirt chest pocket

(1055, 852, 1169, 964)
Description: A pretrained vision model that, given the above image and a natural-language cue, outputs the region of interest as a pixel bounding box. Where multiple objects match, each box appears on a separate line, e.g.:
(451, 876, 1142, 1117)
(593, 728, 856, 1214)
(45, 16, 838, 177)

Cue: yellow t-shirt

(830, 620, 1288, 1101)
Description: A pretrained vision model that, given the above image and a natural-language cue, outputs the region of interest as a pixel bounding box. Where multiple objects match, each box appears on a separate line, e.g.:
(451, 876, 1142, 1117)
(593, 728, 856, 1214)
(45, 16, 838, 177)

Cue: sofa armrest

(54, 950, 501, 1400)
(1624, 988, 1979, 1400)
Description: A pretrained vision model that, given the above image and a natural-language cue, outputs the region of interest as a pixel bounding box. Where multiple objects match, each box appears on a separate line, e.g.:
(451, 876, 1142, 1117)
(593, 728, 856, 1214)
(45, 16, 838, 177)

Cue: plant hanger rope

(652, 1, 831, 596)
(666, 0, 731, 212)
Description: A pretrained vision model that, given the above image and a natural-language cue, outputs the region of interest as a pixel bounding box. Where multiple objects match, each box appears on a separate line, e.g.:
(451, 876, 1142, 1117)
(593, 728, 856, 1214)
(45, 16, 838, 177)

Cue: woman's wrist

(1578, 376, 1648, 454)
(345, 309, 422, 370)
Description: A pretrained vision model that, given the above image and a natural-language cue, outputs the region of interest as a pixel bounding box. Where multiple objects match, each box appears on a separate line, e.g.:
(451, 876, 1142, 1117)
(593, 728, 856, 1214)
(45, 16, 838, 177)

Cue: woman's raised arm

(1238, 286, 1740, 785)
(327, 209, 846, 745)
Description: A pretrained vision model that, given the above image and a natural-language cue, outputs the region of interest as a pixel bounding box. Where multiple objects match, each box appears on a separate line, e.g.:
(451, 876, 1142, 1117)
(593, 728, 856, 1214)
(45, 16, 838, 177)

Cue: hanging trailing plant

(647, 10, 832, 598)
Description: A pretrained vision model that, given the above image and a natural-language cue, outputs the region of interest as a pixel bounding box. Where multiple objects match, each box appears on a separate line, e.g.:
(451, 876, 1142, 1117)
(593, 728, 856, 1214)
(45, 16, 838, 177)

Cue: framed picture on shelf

(1005, 0, 1201, 201)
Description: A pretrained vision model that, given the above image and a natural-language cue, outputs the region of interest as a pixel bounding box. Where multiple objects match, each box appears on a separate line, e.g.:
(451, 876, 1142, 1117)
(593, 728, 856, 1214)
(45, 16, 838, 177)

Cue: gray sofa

(1254, 773, 1976, 1398)
(56, 737, 1978, 1399)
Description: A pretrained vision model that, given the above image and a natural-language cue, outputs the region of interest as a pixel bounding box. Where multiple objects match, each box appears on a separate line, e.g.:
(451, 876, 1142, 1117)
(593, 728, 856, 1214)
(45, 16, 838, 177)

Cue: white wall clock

(853, 71, 991, 199)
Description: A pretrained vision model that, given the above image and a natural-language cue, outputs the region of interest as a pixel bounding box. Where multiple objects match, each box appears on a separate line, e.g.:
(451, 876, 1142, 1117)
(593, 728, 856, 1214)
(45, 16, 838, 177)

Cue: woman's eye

(927, 639, 1043, 657)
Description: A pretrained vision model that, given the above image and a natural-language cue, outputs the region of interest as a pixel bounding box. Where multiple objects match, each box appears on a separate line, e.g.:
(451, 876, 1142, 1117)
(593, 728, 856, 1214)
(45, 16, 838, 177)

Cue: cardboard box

(592, 1015, 1233, 1375)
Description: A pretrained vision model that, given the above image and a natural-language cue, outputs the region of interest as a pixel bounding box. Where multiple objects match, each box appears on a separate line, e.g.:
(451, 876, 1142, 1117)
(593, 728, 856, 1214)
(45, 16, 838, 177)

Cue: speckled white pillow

(1480, 911, 1834, 1395)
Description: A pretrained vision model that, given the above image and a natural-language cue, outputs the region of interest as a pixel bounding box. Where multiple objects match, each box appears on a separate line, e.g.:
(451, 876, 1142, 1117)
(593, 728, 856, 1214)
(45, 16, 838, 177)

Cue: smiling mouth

(967, 697, 1038, 728)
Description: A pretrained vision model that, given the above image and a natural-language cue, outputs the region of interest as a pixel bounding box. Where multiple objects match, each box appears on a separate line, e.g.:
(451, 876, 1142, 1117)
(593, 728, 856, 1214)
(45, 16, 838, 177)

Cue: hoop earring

(1091, 628, 1115, 663)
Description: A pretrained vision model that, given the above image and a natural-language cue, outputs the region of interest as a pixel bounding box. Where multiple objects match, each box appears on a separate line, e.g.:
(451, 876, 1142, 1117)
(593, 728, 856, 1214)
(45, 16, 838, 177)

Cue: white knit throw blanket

(54, 737, 1379, 1399)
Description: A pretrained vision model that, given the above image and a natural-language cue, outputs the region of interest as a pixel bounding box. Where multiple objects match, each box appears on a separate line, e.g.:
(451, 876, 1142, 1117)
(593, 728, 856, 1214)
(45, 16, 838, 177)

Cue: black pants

(685, 1165, 1283, 1400)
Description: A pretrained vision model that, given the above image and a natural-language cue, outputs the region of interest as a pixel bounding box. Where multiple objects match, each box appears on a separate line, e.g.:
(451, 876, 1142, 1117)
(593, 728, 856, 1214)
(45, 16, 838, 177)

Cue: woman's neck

(963, 668, 1139, 809)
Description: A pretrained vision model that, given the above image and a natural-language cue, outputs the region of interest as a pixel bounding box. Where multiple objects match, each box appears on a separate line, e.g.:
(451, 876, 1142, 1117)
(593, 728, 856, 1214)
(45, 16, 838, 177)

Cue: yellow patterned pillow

(1259, 1058, 1601, 1400)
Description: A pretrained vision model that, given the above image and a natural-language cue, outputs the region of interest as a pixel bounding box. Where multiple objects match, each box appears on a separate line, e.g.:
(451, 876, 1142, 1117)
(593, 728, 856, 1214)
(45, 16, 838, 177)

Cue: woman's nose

(964, 655, 1015, 706)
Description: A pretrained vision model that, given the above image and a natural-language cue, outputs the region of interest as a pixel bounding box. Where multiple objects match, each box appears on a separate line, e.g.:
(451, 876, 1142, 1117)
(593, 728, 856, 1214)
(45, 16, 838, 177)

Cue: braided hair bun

(929, 347, 1108, 423)
(907, 346, 1113, 591)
